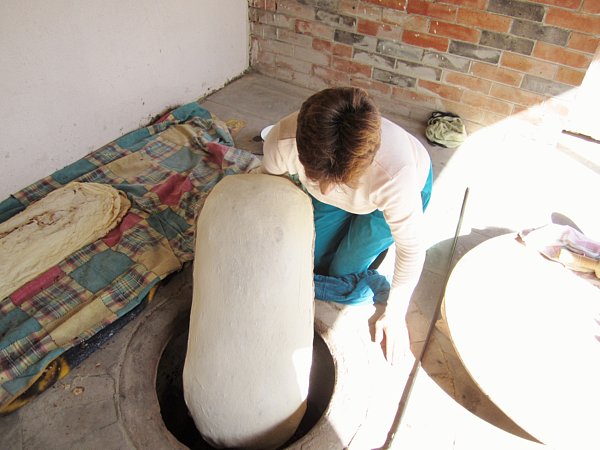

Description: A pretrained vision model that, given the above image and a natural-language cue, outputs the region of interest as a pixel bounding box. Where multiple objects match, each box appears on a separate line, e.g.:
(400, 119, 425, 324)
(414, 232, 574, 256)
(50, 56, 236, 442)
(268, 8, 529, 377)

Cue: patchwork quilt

(0, 103, 260, 412)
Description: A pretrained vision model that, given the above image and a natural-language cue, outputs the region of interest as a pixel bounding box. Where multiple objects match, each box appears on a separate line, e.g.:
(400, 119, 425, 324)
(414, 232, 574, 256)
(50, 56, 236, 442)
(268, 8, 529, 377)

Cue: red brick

(456, 9, 512, 33)
(295, 20, 335, 39)
(352, 78, 394, 96)
(249, 7, 259, 22)
(429, 20, 480, 43)
(402, 30, 449, 51)
(277, 28, 312, 47)
(533, 42, 592, 69)
(257, 62, 295, 81)
(555, 66, 586, 86)
(265, 0, 276, 11)
(511, 104, 527, 115)
(339, 0, 382, 19)
(527, 0, 582, 8)
(370, 23, 405, 41)
(418, 79, 463, 101)
(567, 33, 600, 54)
(250, 0, 265, 8)
(276, 55, 312, 74)
(313, 38, 352, 58)
(356, 20, 406, 41)
(312, 38, 332, 53)
(444, 72, 492, 94)
(357, 18, 393, 36)
(440, 100, 485, 123)
(255, 9, 275, 25)
(276, 0, 316, 20)
(295, 46, 330, 65)
(582, 0, 600, 13)
(331, 56, 373, 78)
(256, 50, 276, 66)
(462, 90, 513, 114)
(363, 0, 407, 10)
(333, 43, 353, 58)
(545, 8, 600, 33)
(382, 11, 429, 31)
(500, 53, 558, 79)
(313, 66, 351, 85)
(471, 62, 523, 86)
(273, 13, 294, 28)
(292, 72, 330, 91)
(407, 0, 457, 21)
(259, 37, 295, 56)
(490, 84, 546, 107)
(481, 111, 508, 126)
(392, 86, 438, 107)
(250, 22, 277, 39)
(376, 96, 413, 117)
(357, 18, 378, 36)
(439, 0, 487, 9)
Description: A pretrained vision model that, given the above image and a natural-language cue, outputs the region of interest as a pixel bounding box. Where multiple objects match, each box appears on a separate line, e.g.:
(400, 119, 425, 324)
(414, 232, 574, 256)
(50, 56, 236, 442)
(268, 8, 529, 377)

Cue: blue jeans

(313, 163, 432, 276)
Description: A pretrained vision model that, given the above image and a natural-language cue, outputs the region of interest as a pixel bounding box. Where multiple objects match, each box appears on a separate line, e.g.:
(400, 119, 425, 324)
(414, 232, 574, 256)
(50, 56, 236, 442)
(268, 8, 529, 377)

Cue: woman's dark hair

(296, 87, 381, 186)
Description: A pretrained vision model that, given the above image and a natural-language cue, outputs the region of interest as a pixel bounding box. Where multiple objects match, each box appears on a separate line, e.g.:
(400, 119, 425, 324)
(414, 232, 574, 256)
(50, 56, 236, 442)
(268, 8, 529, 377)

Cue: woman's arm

(372, 171, 426, 363)
(372, 227, 425, 364)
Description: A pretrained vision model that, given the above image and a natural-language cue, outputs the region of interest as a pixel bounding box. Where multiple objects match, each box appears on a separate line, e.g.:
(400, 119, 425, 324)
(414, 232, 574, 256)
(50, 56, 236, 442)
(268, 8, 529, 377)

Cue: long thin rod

(382, 187, 470, 449)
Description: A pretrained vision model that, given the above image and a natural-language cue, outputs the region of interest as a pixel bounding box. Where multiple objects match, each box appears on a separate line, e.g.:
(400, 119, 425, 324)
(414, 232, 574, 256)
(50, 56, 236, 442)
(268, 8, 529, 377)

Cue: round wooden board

(443, 233, 600, 449)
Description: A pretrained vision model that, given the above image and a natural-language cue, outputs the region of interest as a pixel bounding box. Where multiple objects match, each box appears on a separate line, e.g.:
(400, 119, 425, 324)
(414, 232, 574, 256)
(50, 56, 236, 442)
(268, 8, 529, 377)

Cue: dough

(0, 182, 130, 300)
(183, 174, 314, 449)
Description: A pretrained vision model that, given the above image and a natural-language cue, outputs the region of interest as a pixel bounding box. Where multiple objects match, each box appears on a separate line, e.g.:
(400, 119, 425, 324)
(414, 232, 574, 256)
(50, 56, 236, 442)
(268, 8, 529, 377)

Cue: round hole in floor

(156, 320, 335, 450)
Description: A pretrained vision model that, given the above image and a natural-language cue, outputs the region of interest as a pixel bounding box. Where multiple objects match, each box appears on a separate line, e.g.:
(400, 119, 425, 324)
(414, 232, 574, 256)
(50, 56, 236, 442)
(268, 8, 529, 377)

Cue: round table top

(443, 233, 600, 449)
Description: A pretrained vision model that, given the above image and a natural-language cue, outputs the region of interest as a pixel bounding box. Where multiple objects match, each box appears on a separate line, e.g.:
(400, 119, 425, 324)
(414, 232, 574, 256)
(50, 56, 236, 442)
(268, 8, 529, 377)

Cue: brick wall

(248, 0, 599, 133)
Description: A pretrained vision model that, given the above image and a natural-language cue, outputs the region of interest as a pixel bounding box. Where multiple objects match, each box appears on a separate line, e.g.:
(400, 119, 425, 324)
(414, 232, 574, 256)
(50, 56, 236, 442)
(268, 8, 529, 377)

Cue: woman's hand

(370, 294, 411, 364)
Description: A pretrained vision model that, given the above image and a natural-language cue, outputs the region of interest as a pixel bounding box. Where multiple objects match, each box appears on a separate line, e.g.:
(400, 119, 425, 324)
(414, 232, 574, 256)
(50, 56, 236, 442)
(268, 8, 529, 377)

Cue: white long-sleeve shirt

(261, 111, 431, 295)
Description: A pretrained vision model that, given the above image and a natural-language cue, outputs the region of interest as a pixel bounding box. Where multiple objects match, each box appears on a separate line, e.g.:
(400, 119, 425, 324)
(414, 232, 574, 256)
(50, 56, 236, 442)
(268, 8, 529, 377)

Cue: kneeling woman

(260, 87, 432, 363)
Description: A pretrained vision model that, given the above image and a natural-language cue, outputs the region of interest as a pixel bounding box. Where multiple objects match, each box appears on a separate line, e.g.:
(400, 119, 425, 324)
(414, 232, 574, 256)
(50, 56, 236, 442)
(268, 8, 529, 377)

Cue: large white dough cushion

(183, 174, 315, 449)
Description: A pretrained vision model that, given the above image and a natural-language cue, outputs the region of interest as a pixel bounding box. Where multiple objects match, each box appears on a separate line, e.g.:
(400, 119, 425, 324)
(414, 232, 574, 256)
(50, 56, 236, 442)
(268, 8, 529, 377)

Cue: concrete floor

(1, 72, 599, 449)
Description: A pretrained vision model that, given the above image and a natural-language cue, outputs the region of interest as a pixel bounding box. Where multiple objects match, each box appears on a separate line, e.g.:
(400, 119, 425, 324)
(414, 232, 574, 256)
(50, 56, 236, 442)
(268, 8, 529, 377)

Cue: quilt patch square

(88, 144, 129, 165)
(99, 265, 159, 316)
(24, 279, 90, 326)
(0, 196, 25, 223)
(115, 127, 153, 151)
(10, 266, 65, 307)
(70, 249, 134, 294)
(12, 178, 62, 206)
(147, 208, 191, 240)
(151, 173, 193, 206)
(0, 311, 42, 352)
(51, 159, 98, 185)
(160, 147, 201, 173)
(103, 213, 144, 248)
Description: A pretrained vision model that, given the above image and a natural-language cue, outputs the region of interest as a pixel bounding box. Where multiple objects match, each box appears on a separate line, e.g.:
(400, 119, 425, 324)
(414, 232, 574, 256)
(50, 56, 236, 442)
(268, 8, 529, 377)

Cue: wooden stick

(381, 187, 470, 449)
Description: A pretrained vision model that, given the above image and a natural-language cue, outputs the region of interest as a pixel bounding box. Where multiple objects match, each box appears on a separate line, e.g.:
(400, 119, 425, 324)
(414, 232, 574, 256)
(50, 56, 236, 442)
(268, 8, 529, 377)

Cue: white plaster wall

(0, 0, 249, 200)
